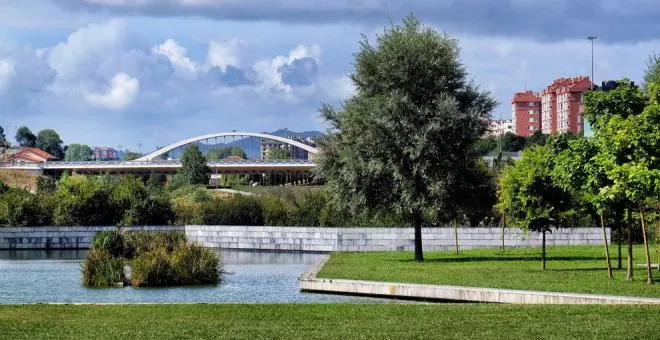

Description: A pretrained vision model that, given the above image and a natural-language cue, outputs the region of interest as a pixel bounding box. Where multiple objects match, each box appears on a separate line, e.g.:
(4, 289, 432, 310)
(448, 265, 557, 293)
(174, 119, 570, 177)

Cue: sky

(1, 0, 659, 153)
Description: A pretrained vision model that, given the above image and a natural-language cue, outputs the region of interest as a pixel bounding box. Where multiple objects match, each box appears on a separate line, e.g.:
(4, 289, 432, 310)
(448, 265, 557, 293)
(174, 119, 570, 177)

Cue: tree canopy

(65, 144, 93, 161)
(122, 151, 142, 161)
(36, 129, 65, 160)
(207, 146, 247, 160)
(178, 144, 210, 186)
(266, 147, 290, 160)
(643, 52, 660, 93)
(315, 15, 496, 261)
(15, 126, 37, 148)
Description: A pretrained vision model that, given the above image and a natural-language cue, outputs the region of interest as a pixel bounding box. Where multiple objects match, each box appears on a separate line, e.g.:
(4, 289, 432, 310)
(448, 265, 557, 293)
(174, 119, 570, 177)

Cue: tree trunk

(617, 223, 622, 270)
(600, 214, 613, 279)
(541, 229, 547, 271)
(501, 215, 506, 250)
(454, 219, 459, 254)
(627, 205, 633, 281)
(413, 211, 424, 262)
(638, 202, 653, 284)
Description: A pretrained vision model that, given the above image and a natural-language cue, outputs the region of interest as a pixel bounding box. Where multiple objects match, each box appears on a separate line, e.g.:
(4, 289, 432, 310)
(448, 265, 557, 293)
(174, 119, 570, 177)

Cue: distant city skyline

(2, 1, 659, 148)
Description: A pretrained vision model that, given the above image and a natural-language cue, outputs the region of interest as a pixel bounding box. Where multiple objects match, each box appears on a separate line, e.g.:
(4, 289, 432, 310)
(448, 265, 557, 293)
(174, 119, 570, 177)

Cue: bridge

(0, 131, 320, 176)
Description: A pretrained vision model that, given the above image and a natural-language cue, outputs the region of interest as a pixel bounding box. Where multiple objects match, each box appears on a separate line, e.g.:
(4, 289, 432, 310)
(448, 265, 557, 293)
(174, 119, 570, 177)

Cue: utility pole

(138, 143, 142, 155)
(588, 35, 597, 89)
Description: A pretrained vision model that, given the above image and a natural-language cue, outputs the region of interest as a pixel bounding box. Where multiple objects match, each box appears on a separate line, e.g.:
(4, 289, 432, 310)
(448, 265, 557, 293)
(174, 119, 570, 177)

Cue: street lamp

(138, 143, 142, 155)
(587, 35, 597, 89)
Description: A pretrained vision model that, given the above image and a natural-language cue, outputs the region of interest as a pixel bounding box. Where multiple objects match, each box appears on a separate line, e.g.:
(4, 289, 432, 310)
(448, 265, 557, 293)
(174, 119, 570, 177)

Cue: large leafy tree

(315, 15, 496, 261)
(497, 143, 577, 271)
(15, 126, 37, 148)
(178, 144, 210, 185)
(36, 129, 64, 160)
(65, 144, 93, 161)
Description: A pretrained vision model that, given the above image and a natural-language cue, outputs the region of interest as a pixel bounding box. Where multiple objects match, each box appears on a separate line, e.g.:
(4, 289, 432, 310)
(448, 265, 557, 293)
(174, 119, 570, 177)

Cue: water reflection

(0, 249, 400, 304)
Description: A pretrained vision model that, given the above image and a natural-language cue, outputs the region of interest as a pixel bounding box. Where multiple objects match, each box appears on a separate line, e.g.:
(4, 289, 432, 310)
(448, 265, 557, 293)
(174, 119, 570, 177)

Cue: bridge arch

(135, 132, 319, 161)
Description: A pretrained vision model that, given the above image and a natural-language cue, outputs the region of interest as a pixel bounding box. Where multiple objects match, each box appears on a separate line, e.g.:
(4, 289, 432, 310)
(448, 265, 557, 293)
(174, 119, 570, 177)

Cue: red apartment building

(511, 91, 541, 136)
(540, 77, 592, 135)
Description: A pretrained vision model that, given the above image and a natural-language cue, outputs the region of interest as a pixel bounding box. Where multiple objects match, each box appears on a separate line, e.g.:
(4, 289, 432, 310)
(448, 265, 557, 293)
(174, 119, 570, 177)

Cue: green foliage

(0, 180, 7, 195)
(0, 188, 48, 227)
(202, 195, 264, 226)
(265, 148, 290, 160)
(583, 79, 646, 131)
(178, 145, 210, 186)
(288, 190, 328, 226)
(64, 143, 93, 161)
(15, 126, 36, 148)
(81, 248, 125, 287)
(36, 129, 64, 160)
(261, 196, 289, 226)
(473, 137, 498, 156)
(146, 174, 166, 194)
(643, 52, 660, 93)
(207, 146, 247, 160)
(122, 151, 141, 161)
(170, 243, 220, 285)
(36, 176, 57, 194)
(91, 230, 125, 258)
(315, 15, 495, 259)
(500, 132, 526, 152)
(53, 174, 118, 226)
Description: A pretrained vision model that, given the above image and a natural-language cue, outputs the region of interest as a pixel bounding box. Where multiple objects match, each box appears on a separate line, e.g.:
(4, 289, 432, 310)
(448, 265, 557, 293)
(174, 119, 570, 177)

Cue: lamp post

(587, 35, 597, 89)
(138, 143, 142, 155)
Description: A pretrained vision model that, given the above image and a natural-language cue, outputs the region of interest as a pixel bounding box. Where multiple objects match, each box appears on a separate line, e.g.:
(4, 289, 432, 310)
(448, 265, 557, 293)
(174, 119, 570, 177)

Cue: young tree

(497, 144, 576, 270)
(315, 15, 496, 261)
(15, 126, 37, 147)
(501, 132, 527, 152)
(643, 52, 660, 93)
(122, 151, 142, 161)
(65, 144, 93, 161)
(36, 129, 65, 159)
(178, 144, 210, 185)
(266, 148, 290, 160)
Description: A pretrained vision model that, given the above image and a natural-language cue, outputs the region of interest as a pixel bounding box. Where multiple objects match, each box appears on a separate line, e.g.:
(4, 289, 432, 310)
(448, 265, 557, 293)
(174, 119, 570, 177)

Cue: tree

(36, 129, 64, 160)
(65, 144, 93, 161)
(501, 132, 526, 152)
(643, 52, 660, 93)
(527, 130, 548, 147)
(122, 151, 142, 161)
(497, 144, 577, 270)
(315, 15, 496, 261)
(178, 144, 210, 185)
(473, 137, 498, 156)
(207, 146, 247, 160)
(266, 147, 290, 160)
(0, 125, 6, 147)
(15, 126, 37, 148)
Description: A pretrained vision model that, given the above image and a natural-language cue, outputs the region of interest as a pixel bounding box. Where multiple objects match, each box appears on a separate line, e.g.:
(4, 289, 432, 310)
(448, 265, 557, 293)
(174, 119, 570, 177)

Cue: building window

(528, 117, 536, 122)
(528, 102, 536, 106)
(527, 109, 537, 114)
(528, 126, 535, 131)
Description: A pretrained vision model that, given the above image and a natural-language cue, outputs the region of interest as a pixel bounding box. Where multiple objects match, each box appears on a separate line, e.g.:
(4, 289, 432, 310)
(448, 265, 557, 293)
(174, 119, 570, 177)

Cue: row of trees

(474, 131, 577, 155)
(498, 80, 660, 283)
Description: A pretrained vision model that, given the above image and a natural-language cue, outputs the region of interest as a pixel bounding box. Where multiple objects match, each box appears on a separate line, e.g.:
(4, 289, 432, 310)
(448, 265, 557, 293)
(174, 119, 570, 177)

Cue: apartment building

(540, 77, 592, 135)
(485, 119, 514, 137)
(511, 91, 541, 136)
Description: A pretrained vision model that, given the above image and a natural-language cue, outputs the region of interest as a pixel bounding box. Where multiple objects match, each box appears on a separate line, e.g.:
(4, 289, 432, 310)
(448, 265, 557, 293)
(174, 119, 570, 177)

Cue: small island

(82, 230, 222, 287)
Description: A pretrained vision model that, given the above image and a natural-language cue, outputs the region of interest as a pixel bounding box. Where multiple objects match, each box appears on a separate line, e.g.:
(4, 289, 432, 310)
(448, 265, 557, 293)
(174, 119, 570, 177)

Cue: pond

(0, 249, 394, 304)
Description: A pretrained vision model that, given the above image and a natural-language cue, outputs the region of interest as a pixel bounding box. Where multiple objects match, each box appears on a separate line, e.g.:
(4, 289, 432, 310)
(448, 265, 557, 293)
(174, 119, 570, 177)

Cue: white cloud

(207, 39, 241, 72)
(152, 39, 197, 79)
(0, 60, 15, 93)
(253, 44, 321, 98)
(85, 72, 139, 110)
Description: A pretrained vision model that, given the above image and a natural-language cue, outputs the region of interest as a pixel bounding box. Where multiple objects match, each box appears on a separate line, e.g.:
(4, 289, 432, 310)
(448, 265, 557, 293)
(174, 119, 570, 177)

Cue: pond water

(0, 249, 393, 304)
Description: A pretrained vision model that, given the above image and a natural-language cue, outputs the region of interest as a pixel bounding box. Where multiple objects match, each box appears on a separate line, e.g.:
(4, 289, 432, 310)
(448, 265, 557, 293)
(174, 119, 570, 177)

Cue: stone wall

(0, 225, 608, 251)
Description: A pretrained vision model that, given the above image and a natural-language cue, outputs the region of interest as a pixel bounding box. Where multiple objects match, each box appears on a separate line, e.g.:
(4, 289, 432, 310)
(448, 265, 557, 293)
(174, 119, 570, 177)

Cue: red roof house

(6, 148, 56, 163)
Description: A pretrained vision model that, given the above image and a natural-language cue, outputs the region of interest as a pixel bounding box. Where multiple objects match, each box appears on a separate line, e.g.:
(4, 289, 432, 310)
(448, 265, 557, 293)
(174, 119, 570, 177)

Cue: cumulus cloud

(0, 41, 56, 106)
(207, 39, 241, 72)
(52, 0, 660, 42)
(85, 72, 139, 110)
(152, 39, 197, 79)
(253, 44, 321, 98)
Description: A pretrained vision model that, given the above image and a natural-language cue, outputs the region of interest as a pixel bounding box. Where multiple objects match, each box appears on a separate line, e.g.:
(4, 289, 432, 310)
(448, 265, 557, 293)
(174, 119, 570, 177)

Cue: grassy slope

(1, 304, 659, 339)
(318, 245, 660, 298)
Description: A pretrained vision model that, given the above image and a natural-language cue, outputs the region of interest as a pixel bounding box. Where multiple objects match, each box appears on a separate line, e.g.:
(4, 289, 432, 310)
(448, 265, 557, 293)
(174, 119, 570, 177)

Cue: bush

(288, 190, 327, 226)
(170, 243, 221, 285)
(0, 188, 46, 227)
(202, 195, 264, 226)
(81, 248, 126, 287)
(0, 179, 8, 195)
(173, 201, 204, 225)
(123, 231, 186, 258)
(261, 196, 289, 226)
(130, 247, 173, 287)
(36, 176, 57, 194)
(91, 230, 124, 258)
(54, 174, 119, 226)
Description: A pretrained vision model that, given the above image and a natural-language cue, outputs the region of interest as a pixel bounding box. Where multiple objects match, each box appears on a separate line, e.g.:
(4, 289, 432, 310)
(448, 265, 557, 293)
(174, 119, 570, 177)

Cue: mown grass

(0, 304, 659, 339)
(318, 245, 660, 298)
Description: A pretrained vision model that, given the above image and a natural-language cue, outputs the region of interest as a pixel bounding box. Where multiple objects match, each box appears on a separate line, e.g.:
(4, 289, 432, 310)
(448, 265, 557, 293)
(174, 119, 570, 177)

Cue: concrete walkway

(212, 188, 255, 196)
(299, 256, 660, 305)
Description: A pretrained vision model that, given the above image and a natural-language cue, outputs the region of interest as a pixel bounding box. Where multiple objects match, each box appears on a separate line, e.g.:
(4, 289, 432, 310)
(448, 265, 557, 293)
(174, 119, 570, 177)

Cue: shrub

(170, 243, 221, 284)
(123, 231, 186, 258)
(91, 229, 124, 258)
(0, 179, 8, 195)
(202, 195, 264, 226)
(36, 176, 57, 194)
(130, 247, 173, 286)
(54, 174, 119, 226)
(0, 188, 45, 227)
(288, 190, 327, 226)
(261, 196, 289, 226)
(81, 248, 126, 287)
(173, 201, 204, 225)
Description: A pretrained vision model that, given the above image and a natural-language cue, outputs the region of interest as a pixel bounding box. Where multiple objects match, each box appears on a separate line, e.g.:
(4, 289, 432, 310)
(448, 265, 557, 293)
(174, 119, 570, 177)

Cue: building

(511, 91, 541, 136)
(485, 119, 514, 137)
(93, 147, 119, 161)
(6, 148, 56, 163)
(541, 77, 592, 135)
(260, 136, 317, 160)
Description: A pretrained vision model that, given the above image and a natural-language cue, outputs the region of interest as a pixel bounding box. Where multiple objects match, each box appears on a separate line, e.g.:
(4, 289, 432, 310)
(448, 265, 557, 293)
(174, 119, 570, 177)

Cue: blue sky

(1, 0, 659, 153)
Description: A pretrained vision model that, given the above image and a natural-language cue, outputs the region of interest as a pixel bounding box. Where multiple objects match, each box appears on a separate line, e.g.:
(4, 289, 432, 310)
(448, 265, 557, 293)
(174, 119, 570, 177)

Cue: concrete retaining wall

(299, 257, 660, 305)
(0, 225, 608, 251)
(0, 226, 184, 250)
(186, 226, 609, 252)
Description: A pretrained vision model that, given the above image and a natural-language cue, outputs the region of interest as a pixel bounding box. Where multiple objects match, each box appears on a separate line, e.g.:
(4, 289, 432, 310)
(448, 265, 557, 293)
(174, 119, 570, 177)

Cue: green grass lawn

(1, 304, 659, 339)
(318, 245, 660, 298)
